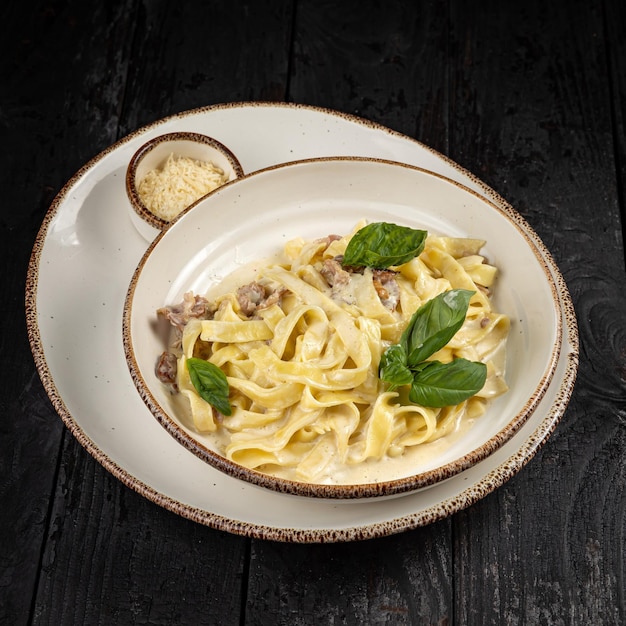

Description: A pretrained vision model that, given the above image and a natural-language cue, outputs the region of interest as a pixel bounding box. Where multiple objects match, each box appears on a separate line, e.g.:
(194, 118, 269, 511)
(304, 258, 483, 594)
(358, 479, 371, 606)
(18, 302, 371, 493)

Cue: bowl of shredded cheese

(126, 132, 244, 241)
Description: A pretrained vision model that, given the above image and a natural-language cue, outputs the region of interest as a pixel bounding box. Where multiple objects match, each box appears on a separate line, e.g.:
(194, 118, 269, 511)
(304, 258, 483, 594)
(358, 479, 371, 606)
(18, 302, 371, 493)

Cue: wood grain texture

(32, 439, 248, 626)
(0, 2, 134, 623)
(289, 0, 450, 149)
(119, 0, 294, 134)
(447, 1, 626, 624)
(604, 0, 626, 258)
(3, 1, 294, 624)
(246, 524, 453, 625)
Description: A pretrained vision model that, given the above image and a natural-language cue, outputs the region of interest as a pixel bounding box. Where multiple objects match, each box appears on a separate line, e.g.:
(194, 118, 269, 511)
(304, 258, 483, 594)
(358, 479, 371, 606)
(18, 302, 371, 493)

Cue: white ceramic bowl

(125, 131, 244, 241)
(123, 157, 562, 499)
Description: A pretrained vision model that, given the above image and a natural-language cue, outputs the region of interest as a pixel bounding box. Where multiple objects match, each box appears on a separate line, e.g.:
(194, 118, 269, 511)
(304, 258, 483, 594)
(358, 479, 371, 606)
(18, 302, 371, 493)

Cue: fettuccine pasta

(156, 222, 509, 483)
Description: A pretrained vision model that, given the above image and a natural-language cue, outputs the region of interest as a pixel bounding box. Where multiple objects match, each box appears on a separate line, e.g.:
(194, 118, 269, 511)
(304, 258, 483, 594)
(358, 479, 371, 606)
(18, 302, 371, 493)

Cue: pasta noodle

(157, 222, 510, 483)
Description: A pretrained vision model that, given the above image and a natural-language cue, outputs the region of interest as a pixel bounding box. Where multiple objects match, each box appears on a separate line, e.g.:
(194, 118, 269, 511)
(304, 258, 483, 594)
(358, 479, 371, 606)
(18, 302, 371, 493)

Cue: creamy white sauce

(248, 411, 479, 485)
(203, 253, 286, 300)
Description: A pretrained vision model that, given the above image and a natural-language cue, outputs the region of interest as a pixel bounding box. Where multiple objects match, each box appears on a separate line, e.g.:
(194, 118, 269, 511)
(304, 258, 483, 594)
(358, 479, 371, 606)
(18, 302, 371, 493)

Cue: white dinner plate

(26, 102, 578, 542)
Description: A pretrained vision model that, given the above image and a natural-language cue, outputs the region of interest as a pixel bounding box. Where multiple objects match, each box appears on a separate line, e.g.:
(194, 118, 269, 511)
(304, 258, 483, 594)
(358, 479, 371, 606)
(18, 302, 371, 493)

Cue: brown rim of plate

(125, 131, 245, 231)
(25, 102, 579, 541)
(122, 155, 565, 500)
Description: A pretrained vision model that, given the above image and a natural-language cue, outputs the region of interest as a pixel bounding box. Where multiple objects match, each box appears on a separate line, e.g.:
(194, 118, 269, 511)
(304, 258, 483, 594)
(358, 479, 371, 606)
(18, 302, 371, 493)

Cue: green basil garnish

(379, 288, 487, 408)
(186, 357, 232, 416)
(408, 358, 487, 408)
(379, 344, 414, 390)
(400, 288, 474, 366)
(343, 222, 427, 269)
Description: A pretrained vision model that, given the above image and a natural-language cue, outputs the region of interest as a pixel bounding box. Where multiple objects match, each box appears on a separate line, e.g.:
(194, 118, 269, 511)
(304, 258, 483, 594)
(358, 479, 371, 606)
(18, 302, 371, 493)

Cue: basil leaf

(408, 359, 487, 408)
(186, 357, 232, 416)
(379, 344, 413, 390)
(343, 222, 427, 269)
(401, 289, 474, 366)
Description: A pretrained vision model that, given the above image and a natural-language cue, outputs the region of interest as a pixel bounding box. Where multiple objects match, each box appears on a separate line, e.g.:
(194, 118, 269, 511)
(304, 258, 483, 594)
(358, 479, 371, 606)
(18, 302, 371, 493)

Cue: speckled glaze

(126, 131, 244, 241)
(26, 102, 578, 542)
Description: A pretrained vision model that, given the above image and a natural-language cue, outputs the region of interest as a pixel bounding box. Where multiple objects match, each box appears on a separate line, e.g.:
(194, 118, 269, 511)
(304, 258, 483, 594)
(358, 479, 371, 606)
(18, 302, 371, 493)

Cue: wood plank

(0, 1, 133, 622)
(0, 377, 64, 625)
(119, 0, 294, 133)
(247, 1, 455, 623)
(9, 0, 294, 624)
(447, 0, 626, 623)
(605, 0, 626, 247)
(246, 525, 453, 624)
(33, 439, 247, 626)
(287, 0, 450, 149)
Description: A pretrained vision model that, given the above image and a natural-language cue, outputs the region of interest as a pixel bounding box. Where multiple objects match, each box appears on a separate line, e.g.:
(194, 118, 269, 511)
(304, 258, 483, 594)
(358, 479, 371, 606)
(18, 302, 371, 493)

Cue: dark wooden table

(3, 1, 625, 623)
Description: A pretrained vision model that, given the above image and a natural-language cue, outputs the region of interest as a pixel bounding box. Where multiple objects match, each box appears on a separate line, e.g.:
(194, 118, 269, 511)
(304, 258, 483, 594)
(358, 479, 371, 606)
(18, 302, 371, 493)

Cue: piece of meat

(157, 292, 215, 332)
(257, 286, 286, 310)
(236, 282, 266, 316)
(372, 269, 400, 311)
(334, 254, 364, 275)
(155, 351, 178, 386)
(236, 282, 286, 316)
(317, 234, 342, 251)
(320, 257, 351, 287)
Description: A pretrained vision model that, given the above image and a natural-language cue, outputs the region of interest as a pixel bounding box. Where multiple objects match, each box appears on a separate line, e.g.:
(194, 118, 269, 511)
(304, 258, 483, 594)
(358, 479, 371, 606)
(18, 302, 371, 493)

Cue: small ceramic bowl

(126, 132, 244, 241)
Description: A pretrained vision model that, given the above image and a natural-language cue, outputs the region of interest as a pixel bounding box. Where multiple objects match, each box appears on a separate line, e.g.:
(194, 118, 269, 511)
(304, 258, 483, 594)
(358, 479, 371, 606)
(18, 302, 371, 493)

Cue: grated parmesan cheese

(138, 153, 228, 222)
